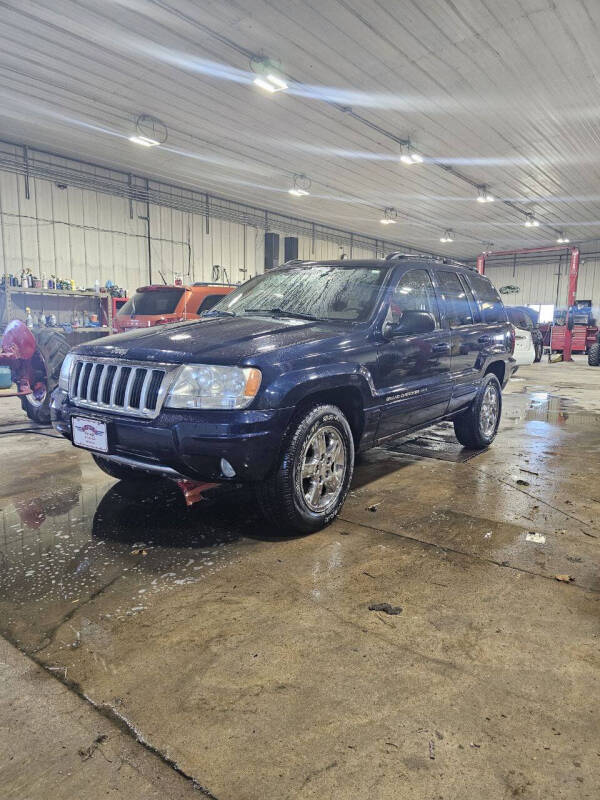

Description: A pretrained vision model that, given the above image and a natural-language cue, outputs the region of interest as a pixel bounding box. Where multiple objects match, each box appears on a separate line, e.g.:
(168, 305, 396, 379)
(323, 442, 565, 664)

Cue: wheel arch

(484, 359, 506, 387)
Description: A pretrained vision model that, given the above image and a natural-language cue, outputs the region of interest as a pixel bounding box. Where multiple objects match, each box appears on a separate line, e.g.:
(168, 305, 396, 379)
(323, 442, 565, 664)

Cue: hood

(74, 315, 346, 365)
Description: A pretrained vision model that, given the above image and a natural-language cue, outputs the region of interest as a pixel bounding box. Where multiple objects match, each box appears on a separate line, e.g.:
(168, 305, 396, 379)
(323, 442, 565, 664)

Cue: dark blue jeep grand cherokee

(52, 254, 514, 533)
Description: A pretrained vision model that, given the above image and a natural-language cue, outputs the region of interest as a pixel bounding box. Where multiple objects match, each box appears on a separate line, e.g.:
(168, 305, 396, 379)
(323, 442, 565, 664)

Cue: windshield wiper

(243, 307, 319, 321)
(200, 309, 236, 318)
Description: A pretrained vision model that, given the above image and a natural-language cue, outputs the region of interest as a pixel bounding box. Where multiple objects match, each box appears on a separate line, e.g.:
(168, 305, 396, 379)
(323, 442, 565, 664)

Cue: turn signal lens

(244, 367, 262, 398)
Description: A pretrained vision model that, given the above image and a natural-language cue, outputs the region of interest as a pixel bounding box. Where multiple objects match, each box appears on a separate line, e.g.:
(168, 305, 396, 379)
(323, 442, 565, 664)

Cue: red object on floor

(550, 325, 588, 353)
(176, 479, 220, 506)
(585, 326, 598, 351)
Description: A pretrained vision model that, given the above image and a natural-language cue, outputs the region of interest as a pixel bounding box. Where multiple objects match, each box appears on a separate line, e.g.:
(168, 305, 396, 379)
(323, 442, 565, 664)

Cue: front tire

(453, 373, 502, 450)
(20, 329, 70, 423)
(256, 404, 354, 534)
(588, 342, 600, 367)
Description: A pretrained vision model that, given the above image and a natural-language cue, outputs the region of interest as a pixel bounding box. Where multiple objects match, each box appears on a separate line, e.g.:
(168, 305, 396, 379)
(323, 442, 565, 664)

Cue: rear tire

(454, 373, 502, 450)
(588, 342, 600, 367)
(20, 328, 70, 423)
(92, 454, 148, 482)
(256, 403, 354, 535)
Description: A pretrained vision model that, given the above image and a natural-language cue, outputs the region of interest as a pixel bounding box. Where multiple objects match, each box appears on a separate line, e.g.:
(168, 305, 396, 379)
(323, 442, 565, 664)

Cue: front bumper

(51, 389, 294, 482)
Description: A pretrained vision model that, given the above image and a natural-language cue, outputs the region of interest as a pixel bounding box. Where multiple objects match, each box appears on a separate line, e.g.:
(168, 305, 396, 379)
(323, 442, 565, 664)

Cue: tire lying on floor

(588, 342, 600, 367)
(20, 328, 70, 424)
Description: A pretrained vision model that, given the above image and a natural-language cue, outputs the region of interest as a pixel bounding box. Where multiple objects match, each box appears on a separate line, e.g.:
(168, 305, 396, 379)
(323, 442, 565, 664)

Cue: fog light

(220, 458, 236, 478)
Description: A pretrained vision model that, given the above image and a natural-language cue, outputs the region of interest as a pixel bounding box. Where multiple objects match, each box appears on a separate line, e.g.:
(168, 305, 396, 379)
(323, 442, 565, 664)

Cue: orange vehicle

(113, 283, 235, 332)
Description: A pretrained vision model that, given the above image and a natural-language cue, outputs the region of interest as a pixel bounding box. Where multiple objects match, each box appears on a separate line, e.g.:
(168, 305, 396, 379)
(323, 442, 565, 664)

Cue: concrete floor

(1, 357, 599, 799)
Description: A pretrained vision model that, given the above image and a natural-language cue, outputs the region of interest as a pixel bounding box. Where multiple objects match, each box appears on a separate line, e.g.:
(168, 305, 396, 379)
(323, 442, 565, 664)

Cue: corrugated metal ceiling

(0, 0, 599, 258)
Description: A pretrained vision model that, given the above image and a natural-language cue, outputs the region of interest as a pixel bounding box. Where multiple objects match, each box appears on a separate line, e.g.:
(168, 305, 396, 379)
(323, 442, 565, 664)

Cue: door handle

(432, 342, 450, 353)
(478, 335, 492, 344)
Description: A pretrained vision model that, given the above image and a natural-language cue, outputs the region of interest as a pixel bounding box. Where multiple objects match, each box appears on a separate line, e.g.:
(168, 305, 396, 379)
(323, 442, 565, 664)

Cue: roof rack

(384, 252, 474, 270)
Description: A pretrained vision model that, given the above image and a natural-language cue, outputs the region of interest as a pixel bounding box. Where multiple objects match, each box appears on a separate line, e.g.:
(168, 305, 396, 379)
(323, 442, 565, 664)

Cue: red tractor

(0, 320, 69, 423)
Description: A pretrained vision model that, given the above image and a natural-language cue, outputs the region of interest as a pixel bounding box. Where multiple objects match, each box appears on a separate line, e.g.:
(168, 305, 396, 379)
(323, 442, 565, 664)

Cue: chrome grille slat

(97, 364, 109, 404)
(76, 362, 86, 399)
(89, 363, 102, 403)
(109, 366, 122, 406)
(68, 357, 176, 419)
(138, 369, 154, 411)
(123, 368, 135, 409)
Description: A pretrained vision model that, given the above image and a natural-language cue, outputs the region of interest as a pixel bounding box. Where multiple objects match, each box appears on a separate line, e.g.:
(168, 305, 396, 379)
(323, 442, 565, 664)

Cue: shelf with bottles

(2, 268, 86, 292)
(24, 306, 106, 330)
(2, 285, 99, 298)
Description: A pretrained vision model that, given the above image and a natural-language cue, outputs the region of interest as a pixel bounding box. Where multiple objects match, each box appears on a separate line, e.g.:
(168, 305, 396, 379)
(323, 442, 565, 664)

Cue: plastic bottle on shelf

(94, 279, 100, 294)
(41, 273, 47, 289)
(70, 279, 76, 291)
(25, 307, 34, 329)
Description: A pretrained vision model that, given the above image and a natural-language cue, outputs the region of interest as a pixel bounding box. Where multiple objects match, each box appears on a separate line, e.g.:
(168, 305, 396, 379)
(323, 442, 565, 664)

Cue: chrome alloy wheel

(297, 426, 347, 513)
(26, 381, 47, 407)
(480, 384, 499, 438)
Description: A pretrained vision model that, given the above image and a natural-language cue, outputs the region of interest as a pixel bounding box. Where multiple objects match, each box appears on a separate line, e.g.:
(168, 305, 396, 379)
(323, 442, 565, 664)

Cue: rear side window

(437, 271, 474, 327)
(467, 273, 507, 324)
(197, 294, 224, 313)
(117, 289, 184, 316)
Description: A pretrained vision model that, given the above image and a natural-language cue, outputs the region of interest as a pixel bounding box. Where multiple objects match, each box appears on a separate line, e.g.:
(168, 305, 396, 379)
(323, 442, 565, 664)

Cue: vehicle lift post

(477, 245, 581, 362)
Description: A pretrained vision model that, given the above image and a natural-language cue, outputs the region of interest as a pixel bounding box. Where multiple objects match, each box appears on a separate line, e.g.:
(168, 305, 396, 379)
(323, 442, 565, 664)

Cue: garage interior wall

(0, 144, 390, 298)
(486, 257, 600, 311)
(0, 165, 262, 292)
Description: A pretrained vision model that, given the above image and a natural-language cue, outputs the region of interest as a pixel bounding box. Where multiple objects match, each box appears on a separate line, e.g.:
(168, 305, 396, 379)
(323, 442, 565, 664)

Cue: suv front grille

(69, 358, 177, 418)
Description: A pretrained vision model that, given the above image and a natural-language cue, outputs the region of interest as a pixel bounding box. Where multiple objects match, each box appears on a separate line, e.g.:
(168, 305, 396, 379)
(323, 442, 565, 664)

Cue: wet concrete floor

(1, 358, 599, 799)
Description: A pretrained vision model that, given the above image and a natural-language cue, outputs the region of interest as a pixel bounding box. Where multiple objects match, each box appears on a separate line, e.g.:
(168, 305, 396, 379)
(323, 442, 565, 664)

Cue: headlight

(58, 353, 74, 391)
(165, 365, 262, 410)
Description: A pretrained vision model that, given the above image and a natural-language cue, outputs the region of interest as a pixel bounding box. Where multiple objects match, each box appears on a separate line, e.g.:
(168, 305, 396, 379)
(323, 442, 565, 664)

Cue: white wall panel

(0, 164, 269, 295)
(486, 258, 600, 312)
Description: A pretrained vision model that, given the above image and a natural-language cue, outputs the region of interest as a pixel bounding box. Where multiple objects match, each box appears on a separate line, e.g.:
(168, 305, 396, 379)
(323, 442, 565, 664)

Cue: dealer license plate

(72, 416, 108, 453)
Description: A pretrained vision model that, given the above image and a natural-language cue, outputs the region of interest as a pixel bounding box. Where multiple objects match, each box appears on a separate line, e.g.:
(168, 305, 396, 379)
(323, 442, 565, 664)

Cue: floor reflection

(0, 478, 288, 652)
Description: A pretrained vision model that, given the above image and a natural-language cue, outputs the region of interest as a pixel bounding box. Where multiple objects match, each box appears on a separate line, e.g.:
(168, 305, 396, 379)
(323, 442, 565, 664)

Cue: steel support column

(563, 247, 580, 362)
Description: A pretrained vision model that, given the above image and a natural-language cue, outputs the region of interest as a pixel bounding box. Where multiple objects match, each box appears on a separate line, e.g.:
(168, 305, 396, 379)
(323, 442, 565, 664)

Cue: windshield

(210, 266, 388, 321)
(118, 289, 184, 316)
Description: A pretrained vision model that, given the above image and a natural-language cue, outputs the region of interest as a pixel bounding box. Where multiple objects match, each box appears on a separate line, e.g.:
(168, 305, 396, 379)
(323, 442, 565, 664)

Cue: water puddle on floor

(0, 479, 266, 653)
(504, 391, 600, 427)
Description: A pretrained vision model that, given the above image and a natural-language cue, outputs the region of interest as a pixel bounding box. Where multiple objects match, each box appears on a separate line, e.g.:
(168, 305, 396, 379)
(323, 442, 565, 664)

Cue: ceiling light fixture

(251, 57, 288, 93)
(440, 229, 454, 243)
(254, 75, 288, 93)
(129, 135, 160, 147)
(399, 142, 423, 165)
(476, 185, 494, 203)
(556, 233, 570, 243)
(288, 174, 311, 197)
(130, 114, 168, 147)
(380, 207, 398, 225)
(524, 214, 540, 227)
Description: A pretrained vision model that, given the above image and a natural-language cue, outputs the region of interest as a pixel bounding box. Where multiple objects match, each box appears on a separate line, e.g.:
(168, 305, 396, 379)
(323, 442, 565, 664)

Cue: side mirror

(384, 310, 436, 338)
